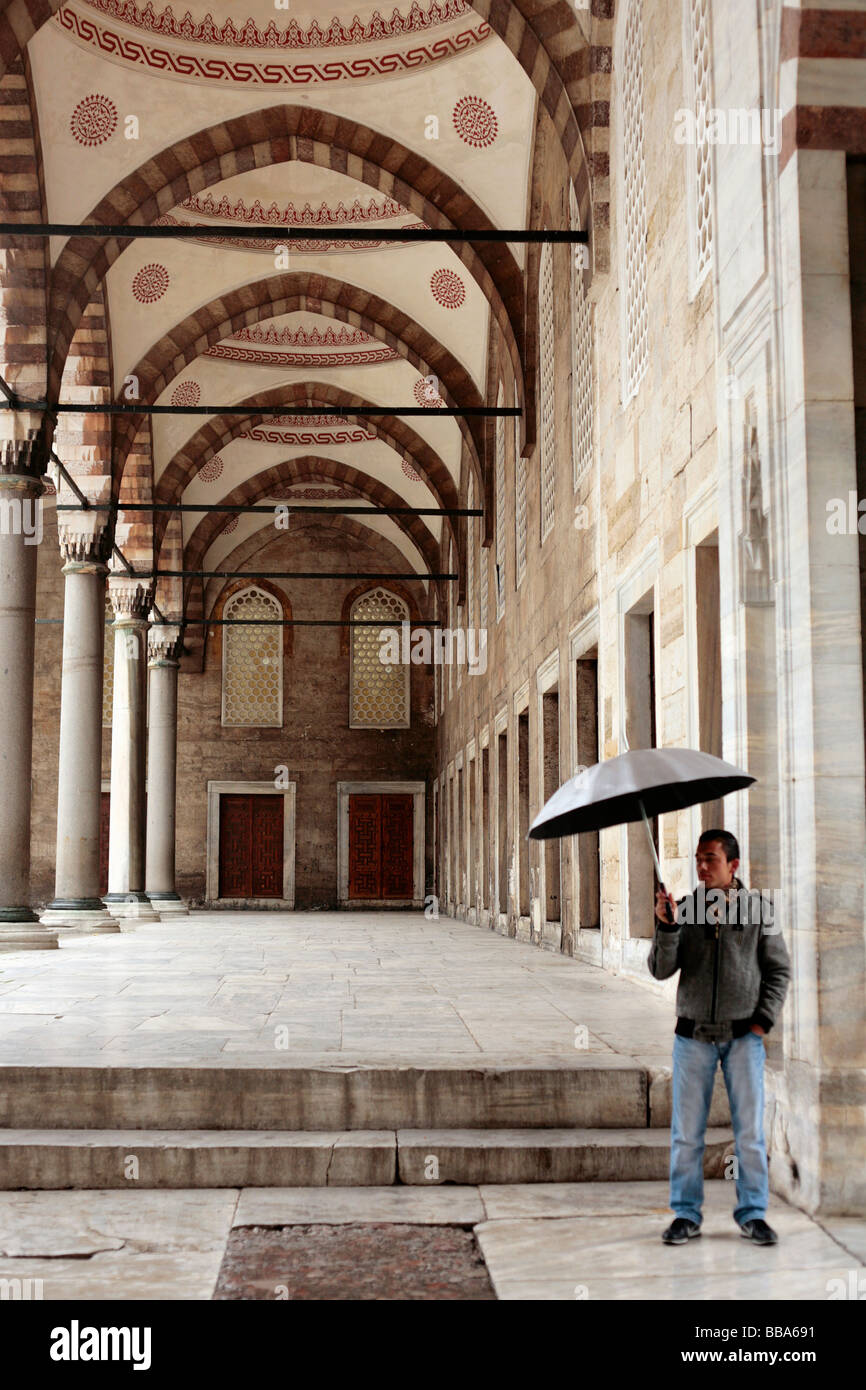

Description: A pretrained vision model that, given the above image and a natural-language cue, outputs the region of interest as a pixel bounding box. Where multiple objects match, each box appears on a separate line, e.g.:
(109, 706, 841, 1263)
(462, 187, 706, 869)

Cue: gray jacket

(647, 879, 791, 1032)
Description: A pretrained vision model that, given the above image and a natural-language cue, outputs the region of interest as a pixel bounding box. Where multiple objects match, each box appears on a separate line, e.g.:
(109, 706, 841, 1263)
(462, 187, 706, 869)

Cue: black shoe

(662, 1218, 702, 1245)
(739, 1218, 778, 1246)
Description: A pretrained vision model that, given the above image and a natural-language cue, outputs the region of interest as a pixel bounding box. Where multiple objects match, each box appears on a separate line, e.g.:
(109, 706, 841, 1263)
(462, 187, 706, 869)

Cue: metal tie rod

(55, 503, 482, 517)
(152, 570, 454, 581)
(1, 402, 518, 418)
(0, 223, 589, 244)
(188, 618, 444, 627)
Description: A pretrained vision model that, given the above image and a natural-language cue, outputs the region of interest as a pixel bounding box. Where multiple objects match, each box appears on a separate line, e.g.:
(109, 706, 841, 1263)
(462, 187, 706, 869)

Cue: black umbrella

(528, 746, 755, 896)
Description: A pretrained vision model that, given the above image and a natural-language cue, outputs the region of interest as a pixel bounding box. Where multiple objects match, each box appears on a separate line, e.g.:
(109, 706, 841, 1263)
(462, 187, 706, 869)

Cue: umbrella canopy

(528, 747, 755, 841)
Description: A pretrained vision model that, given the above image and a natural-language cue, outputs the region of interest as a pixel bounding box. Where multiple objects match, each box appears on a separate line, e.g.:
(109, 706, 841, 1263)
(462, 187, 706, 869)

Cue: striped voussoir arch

(46, 107, 525, 406)
(0, 0, 606, 257)
(779, 6, 866, 170)
(182, 455, 441, 582)
(110, 272, 486, 502)
(155, 382, 462, 560)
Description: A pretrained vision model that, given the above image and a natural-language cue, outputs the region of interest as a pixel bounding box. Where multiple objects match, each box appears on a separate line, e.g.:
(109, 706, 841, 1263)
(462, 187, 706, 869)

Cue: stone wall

(30, 510, 434, 910)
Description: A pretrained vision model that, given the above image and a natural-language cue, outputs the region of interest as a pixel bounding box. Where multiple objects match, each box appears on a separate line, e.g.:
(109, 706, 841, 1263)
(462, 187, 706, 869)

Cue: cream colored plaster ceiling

(29, 0, 530, 579)
(151, 351, 464, 488)
(109, 233, 488, 416)
(182, 434, 444, 549)
(31, 17, 534, 253)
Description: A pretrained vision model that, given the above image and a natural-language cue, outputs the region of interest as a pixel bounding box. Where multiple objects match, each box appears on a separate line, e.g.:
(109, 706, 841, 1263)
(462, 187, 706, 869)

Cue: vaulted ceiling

(6, 0, 601, 620)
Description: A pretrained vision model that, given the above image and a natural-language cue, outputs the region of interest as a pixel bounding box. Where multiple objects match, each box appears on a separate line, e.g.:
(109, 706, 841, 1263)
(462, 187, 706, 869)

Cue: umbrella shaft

(638, 798, 665, 890)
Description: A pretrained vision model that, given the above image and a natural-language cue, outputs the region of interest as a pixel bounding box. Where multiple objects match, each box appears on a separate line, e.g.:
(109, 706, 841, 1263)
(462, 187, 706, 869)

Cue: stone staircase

(0, 1062, 732, 1188)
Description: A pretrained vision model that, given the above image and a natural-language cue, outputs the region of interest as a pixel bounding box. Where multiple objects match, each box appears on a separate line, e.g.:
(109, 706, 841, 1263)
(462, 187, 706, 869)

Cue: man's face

(695, 840, 739, 891)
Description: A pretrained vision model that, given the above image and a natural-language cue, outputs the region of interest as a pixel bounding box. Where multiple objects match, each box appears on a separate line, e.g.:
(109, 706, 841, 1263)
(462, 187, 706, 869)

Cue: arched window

(350, 586, 410, 729)
(569, 183, 595, 487)
(617, 0, 649, 401)
(222, 585, 283, 728)
(683, 0, 713, 294)
(539, 236, 557, 542)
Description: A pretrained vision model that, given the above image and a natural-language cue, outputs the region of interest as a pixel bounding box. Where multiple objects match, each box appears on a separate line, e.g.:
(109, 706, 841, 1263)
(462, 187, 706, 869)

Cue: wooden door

(348, 793, 414, 899)
(219, 793, 283, 899)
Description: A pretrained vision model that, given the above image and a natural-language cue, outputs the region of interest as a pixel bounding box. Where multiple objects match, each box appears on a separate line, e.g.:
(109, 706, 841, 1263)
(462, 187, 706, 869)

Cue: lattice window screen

(478, 485, 489, 636)
(569, 184, 594, 487)
(686, 0, 713, 290)
(539, 238, 557, 543)
(620, 0, 649, 400)
(515, 427, 527, 588)
(222, 586, 283, 728)
(494, 382, 506, 621)
(102, 593, 114, 727)
(350, 586, 410, 728)
(467, 474, 476, 634)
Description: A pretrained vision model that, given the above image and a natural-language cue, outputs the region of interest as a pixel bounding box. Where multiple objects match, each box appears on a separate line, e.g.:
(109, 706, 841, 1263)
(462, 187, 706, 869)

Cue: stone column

(0, 427, 59, 949)
(103, 575, 158, 923)
(40, 515, 119, 933)
(145, 623, 188, 917)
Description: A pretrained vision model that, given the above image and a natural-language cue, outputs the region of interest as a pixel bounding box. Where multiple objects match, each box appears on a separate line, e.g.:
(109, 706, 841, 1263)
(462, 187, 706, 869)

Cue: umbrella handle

(638, 797, 674, 922)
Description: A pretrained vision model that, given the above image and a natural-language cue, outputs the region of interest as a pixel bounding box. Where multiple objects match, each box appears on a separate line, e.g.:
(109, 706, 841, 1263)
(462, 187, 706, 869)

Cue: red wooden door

(348, 793, 414, 899)
(219, 794, 283, 899)
(347, 795, 381, 898)
(381, 794, 414, 898)
(99, 792, 110, 895)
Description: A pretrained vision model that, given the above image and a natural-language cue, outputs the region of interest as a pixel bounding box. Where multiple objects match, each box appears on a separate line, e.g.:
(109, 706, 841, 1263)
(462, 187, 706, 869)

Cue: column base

(146, 892, 189, 919)
(0, 924, 59, 951)
(0, 906, 40, 924)
(103, 893, 160, 924)
(40, 901, 121, 933)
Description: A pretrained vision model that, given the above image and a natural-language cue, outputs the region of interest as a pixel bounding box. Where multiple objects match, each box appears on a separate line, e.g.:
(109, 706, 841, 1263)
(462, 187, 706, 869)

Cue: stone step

(0, 1128, 732, 1189)
(0, 1062, 648, 1131)
(397, 1128, 733, 1186)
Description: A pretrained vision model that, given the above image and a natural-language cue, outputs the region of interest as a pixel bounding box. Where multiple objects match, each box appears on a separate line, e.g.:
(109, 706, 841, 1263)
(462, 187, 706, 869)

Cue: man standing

(648, 829, 790, 1246)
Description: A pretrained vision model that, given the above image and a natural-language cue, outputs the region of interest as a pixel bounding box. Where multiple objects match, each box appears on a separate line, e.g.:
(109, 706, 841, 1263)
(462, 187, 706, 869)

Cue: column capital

(147, 623, 183, 666)
(59, 512, 112, 572)
(0, 414, 51, 483)
(108, 574, 153, 623)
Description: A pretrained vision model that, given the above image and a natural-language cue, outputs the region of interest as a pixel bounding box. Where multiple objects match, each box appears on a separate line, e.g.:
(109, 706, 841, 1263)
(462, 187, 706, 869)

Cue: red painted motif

(82, 0, 473, 48)
(70, 92, 118, 146)
(271, 485, 356, 500)
(206, 346, 398, 367)
(452, 95, 498, 148)
(154, 212, 425, 253)
(58, 7, 490, 85)
(430, 268, 466, 309)
(171, 380, 201, 406)
(132, 263, 170, 303)
(222, 515, 239, 535)
(185, 193, 406, 225)
(413, 379, 445, 407)
(198, 454, 224, 482)
(401, 459, 422, 482)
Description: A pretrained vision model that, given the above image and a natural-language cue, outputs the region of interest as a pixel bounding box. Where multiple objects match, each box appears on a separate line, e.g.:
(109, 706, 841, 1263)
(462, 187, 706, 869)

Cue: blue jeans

(670, 1031, 767, 1226)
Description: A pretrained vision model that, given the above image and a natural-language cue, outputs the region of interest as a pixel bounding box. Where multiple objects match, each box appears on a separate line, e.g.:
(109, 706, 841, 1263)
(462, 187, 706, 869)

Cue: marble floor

(1, 912, 863, 1300)
(0, 1183, 863, 1300)
(0, 909, 676, 1066)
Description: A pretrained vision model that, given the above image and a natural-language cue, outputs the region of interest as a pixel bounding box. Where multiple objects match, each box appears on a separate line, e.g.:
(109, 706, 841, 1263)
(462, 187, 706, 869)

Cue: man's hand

(750, 1024, 765, 1036)
(655, 889, 676, 924)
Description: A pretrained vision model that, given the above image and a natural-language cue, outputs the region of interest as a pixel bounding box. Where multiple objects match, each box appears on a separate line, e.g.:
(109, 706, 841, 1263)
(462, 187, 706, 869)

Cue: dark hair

(698, 829, 740, 862)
